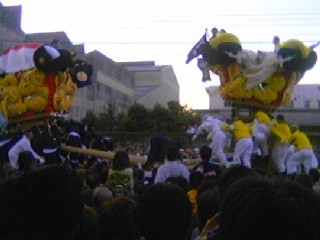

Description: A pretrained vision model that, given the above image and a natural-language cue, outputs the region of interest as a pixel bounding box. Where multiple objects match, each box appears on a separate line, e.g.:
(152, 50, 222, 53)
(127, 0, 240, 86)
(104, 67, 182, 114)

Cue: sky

(1, 0, 320, 109)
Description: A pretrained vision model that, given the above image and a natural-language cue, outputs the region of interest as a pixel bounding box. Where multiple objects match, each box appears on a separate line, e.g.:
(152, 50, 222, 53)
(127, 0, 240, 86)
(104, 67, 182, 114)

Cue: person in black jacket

(193, 145, 221, 179)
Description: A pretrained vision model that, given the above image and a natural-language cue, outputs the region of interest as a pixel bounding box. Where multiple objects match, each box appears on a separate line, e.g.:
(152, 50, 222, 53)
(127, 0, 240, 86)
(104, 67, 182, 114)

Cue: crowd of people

(0, 114, 320, 240)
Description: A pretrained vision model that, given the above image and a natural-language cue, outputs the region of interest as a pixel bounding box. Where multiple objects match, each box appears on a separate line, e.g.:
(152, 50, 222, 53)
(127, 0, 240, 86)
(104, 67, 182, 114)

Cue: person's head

(309, 168, 320, 184)
(92, 185, 114, 212)
(72, 205, 100, 240)
(200, 145, 212, 162)
(6, 165, 84, 240)
(113, 150, 130, 171)
(189, 171, 205, 189)
(219, 165, 258, 199)
(290, 123, 300, 133)
(197, 189, 220, 231)
(218, 176, 320, 240)
(134, 168, 145, 182)
(17, 151, 35, 172)
(294, 173, 313, 189)
(197, 179, 219, 198)
(24, 127, 34, 139)
(211, 27, 218, 37)
(99, 196, 139, 240)
(273, 35, 280, 45)
(165, 144, 180, 162)
(276, 114, 285, 122)
(137, 183, 192, 240)
(165, 176, 190, 193)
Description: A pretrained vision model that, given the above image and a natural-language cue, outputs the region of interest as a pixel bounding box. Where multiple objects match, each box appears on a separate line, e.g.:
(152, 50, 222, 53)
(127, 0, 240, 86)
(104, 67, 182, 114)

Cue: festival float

(0, 43, 149, 165)
(0, 42, 93, 129)
(186, 28, 318, 121)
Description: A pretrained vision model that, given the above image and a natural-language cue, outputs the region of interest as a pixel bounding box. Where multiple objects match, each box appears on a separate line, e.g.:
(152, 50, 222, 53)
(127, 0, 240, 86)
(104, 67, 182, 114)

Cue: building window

(224, 101, 232, 107)
(306, 100, 310, 108)
(87, 86, 94, 100)
(308, 100, 319, 109)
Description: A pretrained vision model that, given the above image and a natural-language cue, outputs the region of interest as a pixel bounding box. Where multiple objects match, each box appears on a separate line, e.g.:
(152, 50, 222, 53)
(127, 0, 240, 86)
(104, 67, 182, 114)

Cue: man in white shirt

(154, 145, 190, 183)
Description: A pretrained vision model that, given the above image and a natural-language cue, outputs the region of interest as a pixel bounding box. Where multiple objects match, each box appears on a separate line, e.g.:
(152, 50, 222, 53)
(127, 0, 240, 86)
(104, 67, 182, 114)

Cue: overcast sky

(1, 0, 320, 109)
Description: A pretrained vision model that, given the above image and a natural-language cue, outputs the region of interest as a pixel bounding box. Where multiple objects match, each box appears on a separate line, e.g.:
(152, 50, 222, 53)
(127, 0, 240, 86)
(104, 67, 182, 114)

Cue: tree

(81, 110, 99, 127)
(118, 103, 152, 132)
(150, 103, 170, 133)
(99, 100, 118, 131)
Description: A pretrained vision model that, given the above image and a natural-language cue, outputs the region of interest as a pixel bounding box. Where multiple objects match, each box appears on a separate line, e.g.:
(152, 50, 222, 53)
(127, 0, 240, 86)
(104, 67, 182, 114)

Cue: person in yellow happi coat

(229, 120, 253, 168)
(270, 114, 292, 174)
(286, 125, 318, 175)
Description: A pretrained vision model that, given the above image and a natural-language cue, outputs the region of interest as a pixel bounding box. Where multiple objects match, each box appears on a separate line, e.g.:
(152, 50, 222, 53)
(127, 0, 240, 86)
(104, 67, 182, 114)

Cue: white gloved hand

(38, 157, 46, 165)
(207, 132, 213, 140)
(192, 135, 198, 141)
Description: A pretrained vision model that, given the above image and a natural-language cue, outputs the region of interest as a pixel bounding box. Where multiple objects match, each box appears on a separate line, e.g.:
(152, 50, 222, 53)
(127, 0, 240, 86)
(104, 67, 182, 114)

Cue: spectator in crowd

(144, 133, 173, 169)
(72, 205, 100, 240)
(154, 144, 190, 183)
(99, 196, 139, 240)
(92, 185, 114, 213)
(107, 150, 134, 196)
(309, 168, 320, 195)
(198, 165, 258, 239)
(209, 176, 320, 240)
(133, 167, 148, 196)
(193, 145, 221, 179)
(218, 164, 259, 199)
(4, 165, 84, 240)
(86, 160, 109, 190)
(187, 171, 205, 214)
(195, 189, 220, 237)
(166, 175, 190, 193)
(197, 179, 219, 197)
(294, 173, 314, 190)
(136, 183, 192, 240)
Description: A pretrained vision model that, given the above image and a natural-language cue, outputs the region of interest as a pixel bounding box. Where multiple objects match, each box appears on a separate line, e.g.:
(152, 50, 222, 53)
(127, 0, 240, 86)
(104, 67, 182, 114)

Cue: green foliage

(118, 103, 152, 132)
(81, 110, 98, 126)
(81, 101, 202, 146)
(99, 101, 118, 131)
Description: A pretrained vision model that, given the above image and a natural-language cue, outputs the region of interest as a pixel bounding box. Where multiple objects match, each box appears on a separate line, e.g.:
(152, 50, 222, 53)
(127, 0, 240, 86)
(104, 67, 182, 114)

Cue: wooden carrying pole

(60, 144, 147, 165)
(60, 144, 201, 167)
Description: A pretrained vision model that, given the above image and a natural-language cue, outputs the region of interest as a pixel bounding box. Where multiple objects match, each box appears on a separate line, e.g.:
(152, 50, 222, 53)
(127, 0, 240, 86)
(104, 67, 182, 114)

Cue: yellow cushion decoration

(53, 72, 76, 112)
(1, 86, 27, 119)
(253, 86, 278, 103)
(0, 74, 18, 88)
(209, 32, 241, 50)
(224, 76, 253, 99)
(281, 39, 311, 58)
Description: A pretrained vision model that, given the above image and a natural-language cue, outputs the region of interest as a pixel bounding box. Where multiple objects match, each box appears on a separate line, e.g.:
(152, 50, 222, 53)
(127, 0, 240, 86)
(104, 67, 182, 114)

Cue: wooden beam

(60, 144, 147, 165)
(60, 144, 202, 167)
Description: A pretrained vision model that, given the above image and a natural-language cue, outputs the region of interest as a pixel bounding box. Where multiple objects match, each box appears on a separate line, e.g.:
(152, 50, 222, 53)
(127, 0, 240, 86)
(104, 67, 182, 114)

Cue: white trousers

(211, 130, 227, 164)
(287, 148, 318, 174)
(272, 141, 288, 173)
(253, 132, 269, 156)
(233, 137, 253, 168)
